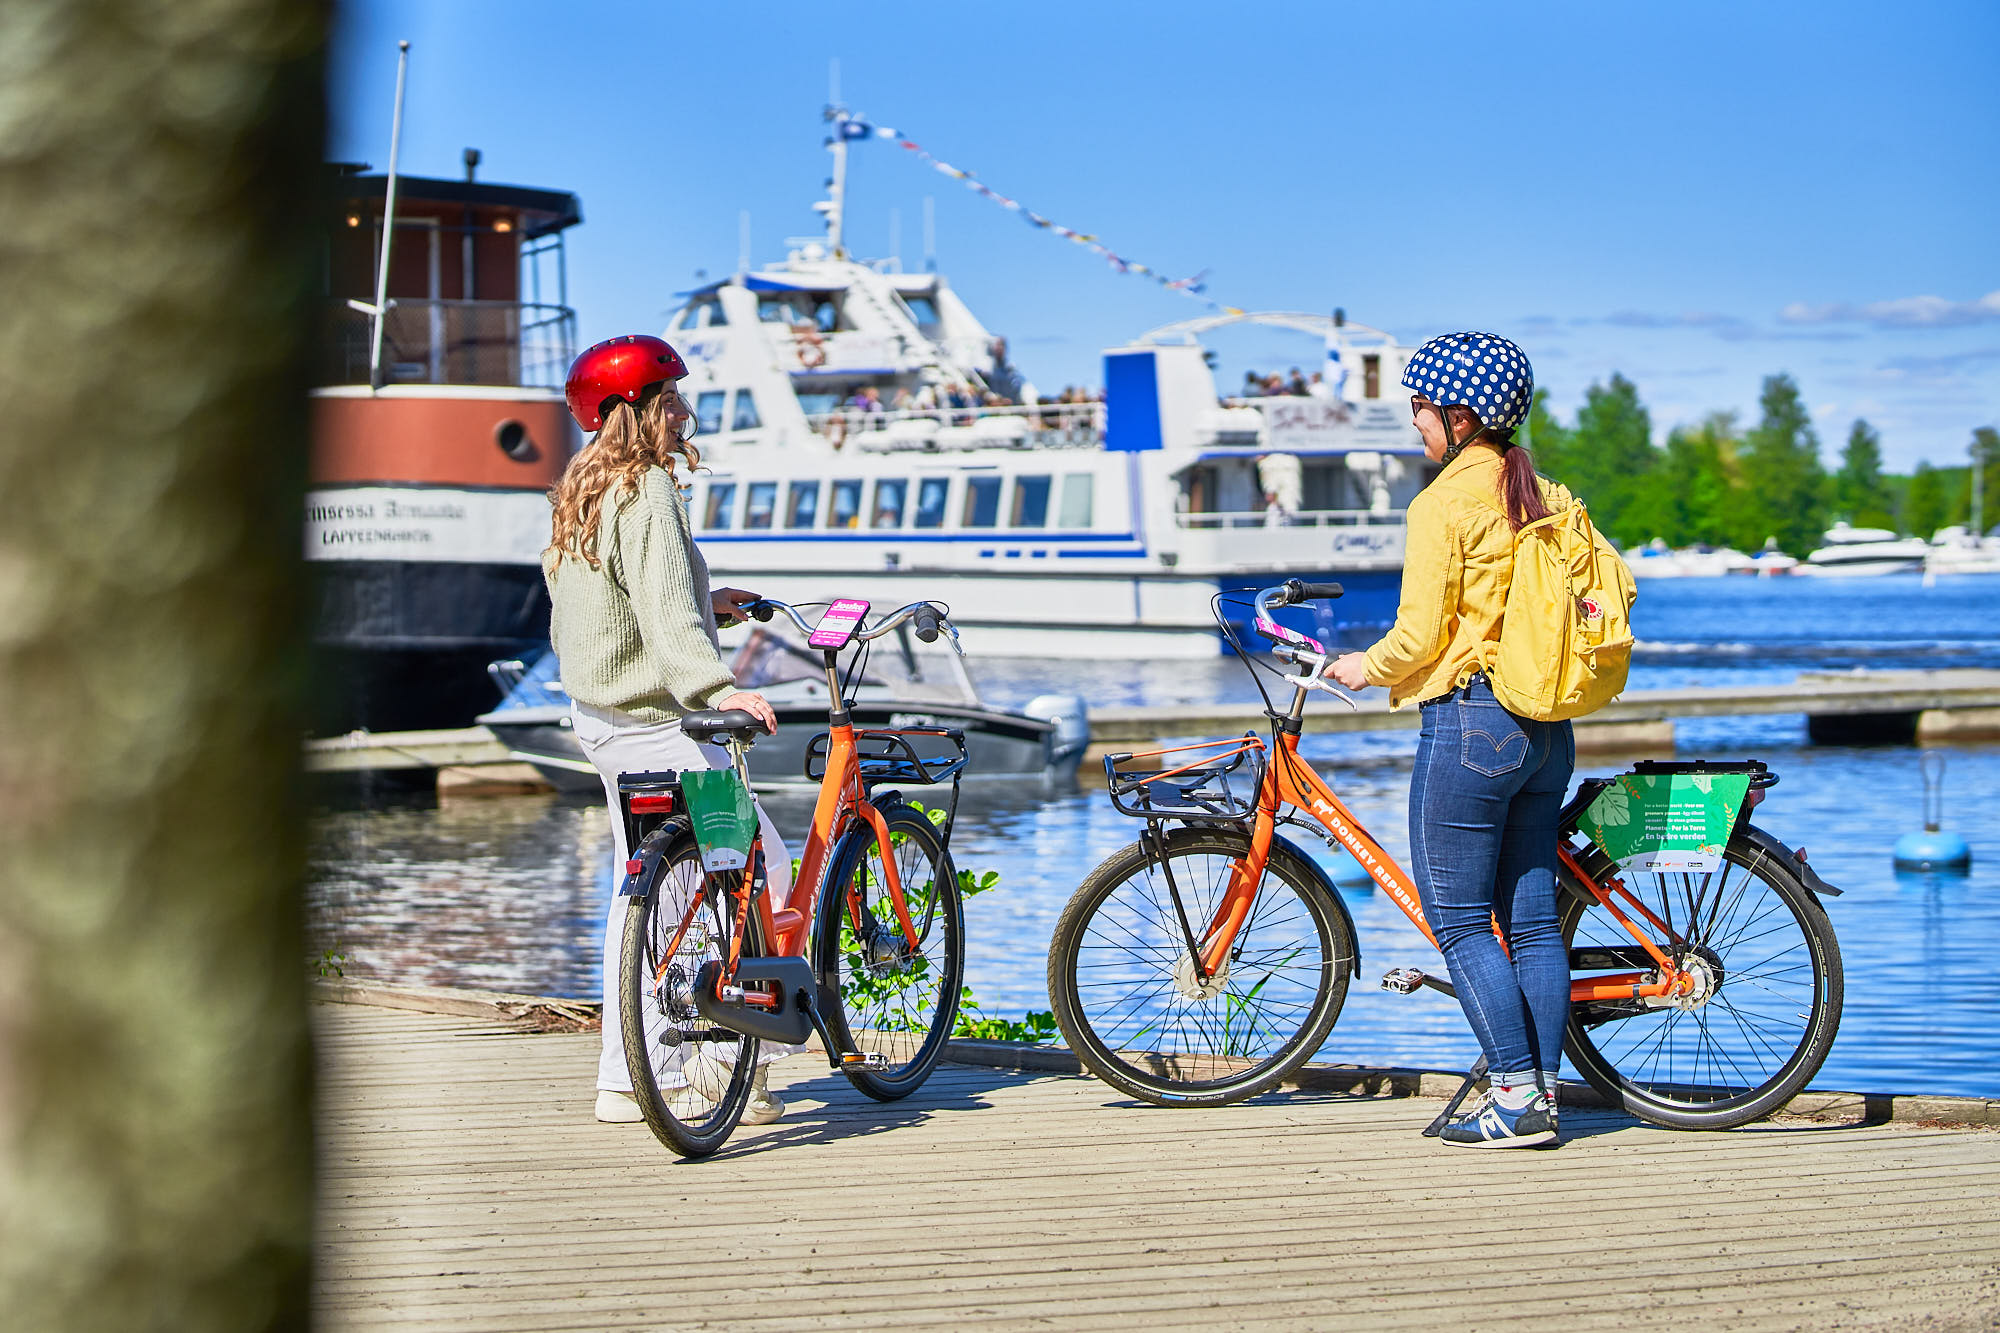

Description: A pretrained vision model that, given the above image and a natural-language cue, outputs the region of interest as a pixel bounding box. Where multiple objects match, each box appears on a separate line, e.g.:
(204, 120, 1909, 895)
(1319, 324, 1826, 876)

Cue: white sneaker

(594, 1089, 644, 1124)
(742, 1066, 785, 1125)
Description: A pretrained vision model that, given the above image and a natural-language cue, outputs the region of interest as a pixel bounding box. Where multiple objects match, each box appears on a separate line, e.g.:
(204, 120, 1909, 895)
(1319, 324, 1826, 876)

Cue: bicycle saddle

(680, 708, 766, 744)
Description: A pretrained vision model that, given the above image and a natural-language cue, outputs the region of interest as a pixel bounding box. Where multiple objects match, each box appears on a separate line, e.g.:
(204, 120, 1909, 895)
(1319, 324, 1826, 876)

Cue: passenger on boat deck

(890, 387, 915, 411)
(1307, 371, 1331, 399)
(1287, 368, 1309, 396)
(1242, 371, 1265, 398)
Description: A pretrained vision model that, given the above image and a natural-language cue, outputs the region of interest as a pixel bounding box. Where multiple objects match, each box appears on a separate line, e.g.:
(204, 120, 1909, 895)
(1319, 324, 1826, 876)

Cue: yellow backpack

(1487, 499, 1637, 722)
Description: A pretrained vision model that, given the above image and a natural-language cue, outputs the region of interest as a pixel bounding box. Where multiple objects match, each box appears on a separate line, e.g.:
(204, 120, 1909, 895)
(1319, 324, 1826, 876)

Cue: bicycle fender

(1156, 827, 1364, 978)
(618, 824, 687, 897)
(1737, 823, 1843, 897)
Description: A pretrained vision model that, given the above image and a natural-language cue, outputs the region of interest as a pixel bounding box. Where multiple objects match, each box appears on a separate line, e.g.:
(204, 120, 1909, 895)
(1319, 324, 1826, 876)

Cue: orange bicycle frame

(1131, 728, 1694, 1004)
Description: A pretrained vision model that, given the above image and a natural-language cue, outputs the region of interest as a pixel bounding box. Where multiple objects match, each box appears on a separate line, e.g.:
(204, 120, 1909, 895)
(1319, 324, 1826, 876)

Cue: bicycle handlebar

(741, 597, 961, 654)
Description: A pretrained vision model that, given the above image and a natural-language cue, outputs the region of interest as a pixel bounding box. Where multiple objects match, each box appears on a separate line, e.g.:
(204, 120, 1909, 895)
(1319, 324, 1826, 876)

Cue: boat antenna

(888, 206, 901, 272)
(923, 195, 936, 272)
(737, 210, 751, 279)
(363, 40, 410, 391)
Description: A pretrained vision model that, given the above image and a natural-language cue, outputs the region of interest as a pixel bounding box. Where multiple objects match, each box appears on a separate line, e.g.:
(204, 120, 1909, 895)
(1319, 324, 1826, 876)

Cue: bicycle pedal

(840, 1051, 890, 1070)
(1381, 967, 1428, 995)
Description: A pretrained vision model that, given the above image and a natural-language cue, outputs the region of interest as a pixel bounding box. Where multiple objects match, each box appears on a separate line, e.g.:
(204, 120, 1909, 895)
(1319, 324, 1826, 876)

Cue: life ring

(793, 323, 827, 369)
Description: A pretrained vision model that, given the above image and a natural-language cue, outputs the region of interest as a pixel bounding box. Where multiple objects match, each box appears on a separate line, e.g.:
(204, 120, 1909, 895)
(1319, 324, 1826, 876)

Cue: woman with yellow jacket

(1329, 332, 1572, 1147)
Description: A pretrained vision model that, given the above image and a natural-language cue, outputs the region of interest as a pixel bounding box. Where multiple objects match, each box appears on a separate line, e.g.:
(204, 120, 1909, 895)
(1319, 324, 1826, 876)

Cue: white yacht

(1926, 525, 2000, 577)
(667, 150, 1434, 657)
(1799, 522, 1931, 577)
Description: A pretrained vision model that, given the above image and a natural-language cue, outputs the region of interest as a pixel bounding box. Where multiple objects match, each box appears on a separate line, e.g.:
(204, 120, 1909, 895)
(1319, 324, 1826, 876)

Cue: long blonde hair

(545, 384, 702, 570)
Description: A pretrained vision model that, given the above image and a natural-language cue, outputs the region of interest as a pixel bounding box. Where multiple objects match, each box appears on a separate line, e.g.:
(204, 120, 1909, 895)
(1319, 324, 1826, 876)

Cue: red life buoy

(793, 324, 827, 369)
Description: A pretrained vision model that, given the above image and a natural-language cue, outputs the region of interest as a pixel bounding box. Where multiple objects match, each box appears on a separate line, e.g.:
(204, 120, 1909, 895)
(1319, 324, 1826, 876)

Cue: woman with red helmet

(545, 334, 794, 1126)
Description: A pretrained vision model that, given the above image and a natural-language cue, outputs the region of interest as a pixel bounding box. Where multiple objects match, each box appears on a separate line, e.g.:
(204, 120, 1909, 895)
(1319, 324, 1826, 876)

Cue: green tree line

(1524, 372, 2000, 557)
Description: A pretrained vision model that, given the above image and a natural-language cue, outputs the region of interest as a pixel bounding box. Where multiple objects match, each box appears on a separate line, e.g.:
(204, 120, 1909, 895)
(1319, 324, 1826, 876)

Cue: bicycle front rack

(804, 727, 969, 787)
(1104, 734, 1265, 824)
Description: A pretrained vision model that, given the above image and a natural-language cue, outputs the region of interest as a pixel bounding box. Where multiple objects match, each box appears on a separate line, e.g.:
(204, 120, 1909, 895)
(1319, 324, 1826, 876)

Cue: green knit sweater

(543, 468, 735, 723)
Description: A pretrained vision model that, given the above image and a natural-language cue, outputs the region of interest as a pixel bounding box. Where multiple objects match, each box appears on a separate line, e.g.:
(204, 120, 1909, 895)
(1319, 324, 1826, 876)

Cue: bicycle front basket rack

(804, 727, 969, 787)
(1104, 735, 1265, 823)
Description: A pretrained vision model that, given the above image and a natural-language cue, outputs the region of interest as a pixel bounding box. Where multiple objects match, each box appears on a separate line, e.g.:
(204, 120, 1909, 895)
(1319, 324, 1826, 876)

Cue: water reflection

(308, 737, 2000, 1100)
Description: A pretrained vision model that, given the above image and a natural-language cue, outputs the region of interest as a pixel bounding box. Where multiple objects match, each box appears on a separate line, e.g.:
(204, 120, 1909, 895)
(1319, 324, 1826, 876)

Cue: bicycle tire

(1048, 828, 1353, 1107)
(619, 824, 760, 1158)
(812, 805, 964, 1101)
(1560, 829, 1843, 1130)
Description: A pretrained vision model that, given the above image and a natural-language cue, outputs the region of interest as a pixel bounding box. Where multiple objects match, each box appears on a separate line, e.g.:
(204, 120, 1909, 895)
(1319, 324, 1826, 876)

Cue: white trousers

(572, 702, 800, 1092)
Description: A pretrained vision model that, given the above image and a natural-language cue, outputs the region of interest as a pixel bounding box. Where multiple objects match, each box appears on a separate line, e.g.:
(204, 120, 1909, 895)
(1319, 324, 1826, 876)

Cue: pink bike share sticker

(808, 598, 872, 648)
(1254, 616, 1326, 654)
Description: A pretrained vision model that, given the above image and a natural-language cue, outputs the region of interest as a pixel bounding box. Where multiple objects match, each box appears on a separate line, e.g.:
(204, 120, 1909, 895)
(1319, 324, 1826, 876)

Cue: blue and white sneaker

(1439, 1092, 1557, 1148)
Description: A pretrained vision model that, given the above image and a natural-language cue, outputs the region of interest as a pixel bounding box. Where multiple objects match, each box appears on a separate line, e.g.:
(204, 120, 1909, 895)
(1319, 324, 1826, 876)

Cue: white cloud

(1778, 290, 2000, 329)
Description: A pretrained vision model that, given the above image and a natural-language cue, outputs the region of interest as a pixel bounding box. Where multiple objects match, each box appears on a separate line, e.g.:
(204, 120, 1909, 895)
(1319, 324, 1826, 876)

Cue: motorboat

(1925, 525, 2000, 577)
(1799, 522, 1930, 577)
(477, 622, 1089, 793)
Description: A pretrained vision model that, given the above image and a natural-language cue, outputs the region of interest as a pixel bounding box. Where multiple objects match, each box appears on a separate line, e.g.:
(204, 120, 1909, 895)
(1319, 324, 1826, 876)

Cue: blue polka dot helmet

(1399, 331, 1534, 432)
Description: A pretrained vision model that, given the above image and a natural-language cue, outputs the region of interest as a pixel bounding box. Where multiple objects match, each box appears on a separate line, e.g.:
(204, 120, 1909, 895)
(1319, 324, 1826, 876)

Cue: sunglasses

(1410, 395, 1436, 421)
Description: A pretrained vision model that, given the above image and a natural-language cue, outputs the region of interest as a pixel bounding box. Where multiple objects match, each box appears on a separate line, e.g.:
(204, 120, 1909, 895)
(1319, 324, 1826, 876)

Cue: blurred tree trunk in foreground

(0, 2, 326, 1328)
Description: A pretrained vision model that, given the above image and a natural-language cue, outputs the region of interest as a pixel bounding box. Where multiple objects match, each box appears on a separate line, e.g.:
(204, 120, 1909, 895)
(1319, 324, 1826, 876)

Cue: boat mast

(367, 40, 410, 390)
(822, 59, 847, 258)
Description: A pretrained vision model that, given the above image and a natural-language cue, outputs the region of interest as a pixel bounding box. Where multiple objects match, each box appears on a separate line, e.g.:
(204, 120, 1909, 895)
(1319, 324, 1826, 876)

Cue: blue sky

(329, 0, 1998, 471)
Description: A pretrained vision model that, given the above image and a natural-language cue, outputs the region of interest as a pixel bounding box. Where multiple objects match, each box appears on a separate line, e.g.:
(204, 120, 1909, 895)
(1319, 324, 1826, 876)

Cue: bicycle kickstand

(1422, 1053, 1490, 1138)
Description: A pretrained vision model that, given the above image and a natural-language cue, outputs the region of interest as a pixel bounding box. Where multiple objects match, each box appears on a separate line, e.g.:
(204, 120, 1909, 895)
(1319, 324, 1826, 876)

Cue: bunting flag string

(832, 111, 1242, 315)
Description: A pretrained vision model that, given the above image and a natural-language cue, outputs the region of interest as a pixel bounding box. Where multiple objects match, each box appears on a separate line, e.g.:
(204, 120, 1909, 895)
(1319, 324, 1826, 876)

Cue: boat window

(704, 482, 737, 530)
(757, 294, 806, 324)
(810, 295, 840, 334)
(1058, 473, 1094, 528)
(681, 296, 726, 329)
(1010, 475, 1051, 528)
(744, 481, 777, 530)
(732, 389, 762, 431)
(914, 477, 950, 529)
(1362, 354, 1380, 399)
(872, 479, 908, 529)
(694, 391, 725, 436)
(785, 481, 819, 529)
(901, 293, 941, 326)
(830, 479, 863, 529)
(796, 391, 841, 417)
(962, 475, 1001, 528)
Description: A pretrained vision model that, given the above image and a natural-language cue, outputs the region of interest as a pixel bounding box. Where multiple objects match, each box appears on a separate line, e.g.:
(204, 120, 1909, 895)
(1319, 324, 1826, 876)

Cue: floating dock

(316, 993, 2000, 1331)
(306, 669, 2000, 783)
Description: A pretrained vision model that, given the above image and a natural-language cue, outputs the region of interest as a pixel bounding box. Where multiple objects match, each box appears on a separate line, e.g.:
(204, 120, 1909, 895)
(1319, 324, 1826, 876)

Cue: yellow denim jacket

(1362, 444, 1573, 710)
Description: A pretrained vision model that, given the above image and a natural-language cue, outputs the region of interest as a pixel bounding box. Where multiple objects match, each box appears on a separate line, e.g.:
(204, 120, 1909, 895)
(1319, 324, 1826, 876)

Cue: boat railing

(320, 298, 576, 389)
(1175, 507, 1408, 530)
(806, 402, 1105, 451)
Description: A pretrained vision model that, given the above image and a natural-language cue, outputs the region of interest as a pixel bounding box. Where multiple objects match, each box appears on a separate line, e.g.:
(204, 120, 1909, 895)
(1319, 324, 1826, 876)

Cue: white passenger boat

(665, 148, 1434, 657)
(1799, 522, 1931, 577)
(1926, 525, 2000, 577)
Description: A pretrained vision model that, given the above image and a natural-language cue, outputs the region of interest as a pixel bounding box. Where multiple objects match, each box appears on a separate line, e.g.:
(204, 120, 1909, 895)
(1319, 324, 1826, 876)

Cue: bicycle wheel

(1048, 829, 1353, 1107)
(1561, 831, 1842, 1130)
(813, 804, 964, 1101)
(619, 825, 759, 1158)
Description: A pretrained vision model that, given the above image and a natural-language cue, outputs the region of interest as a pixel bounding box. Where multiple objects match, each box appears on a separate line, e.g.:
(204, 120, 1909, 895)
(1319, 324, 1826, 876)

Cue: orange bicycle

(1047, 580, 1844, 1130)
(615, 597, 968, 1157)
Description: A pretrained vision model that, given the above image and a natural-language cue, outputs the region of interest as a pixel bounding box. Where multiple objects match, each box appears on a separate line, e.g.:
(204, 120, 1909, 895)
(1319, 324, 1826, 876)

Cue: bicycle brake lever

(943, 622, 966, 658)
(1280, 653, 1360, 712)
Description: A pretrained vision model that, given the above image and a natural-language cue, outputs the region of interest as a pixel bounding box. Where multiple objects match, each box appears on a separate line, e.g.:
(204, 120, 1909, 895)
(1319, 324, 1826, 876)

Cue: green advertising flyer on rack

(1577, 770, 1751, 874)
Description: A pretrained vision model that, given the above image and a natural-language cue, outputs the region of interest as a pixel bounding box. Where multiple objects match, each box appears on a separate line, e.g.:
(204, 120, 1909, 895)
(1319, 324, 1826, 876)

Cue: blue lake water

(308, 574, 2000, 1099)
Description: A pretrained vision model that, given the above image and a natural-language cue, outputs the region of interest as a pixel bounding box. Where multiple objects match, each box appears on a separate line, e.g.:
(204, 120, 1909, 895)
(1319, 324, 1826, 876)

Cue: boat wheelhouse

(307, 162, 580, 733)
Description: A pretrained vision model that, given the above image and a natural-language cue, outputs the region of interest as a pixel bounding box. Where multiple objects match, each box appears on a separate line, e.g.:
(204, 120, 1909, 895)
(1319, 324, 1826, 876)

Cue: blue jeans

(1408, 675, 1575, 1077)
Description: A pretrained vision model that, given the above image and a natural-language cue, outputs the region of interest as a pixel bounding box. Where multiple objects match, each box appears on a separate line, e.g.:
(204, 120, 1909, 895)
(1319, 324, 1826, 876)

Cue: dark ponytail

(1498, 437, 1552, 531)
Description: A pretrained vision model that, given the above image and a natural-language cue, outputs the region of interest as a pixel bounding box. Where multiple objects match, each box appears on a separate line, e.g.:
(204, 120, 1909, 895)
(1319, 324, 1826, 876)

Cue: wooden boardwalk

(317, 1002, 2000, 1331)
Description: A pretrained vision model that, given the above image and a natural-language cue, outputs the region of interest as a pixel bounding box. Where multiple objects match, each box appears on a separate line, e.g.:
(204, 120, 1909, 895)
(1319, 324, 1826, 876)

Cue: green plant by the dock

(810, 807, 1049, 1043)
(315, 946, 348, 979)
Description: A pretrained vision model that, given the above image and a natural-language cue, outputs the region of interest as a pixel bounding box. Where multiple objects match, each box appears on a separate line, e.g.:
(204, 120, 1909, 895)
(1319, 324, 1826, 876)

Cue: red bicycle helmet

(564, 334, 689, 431)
